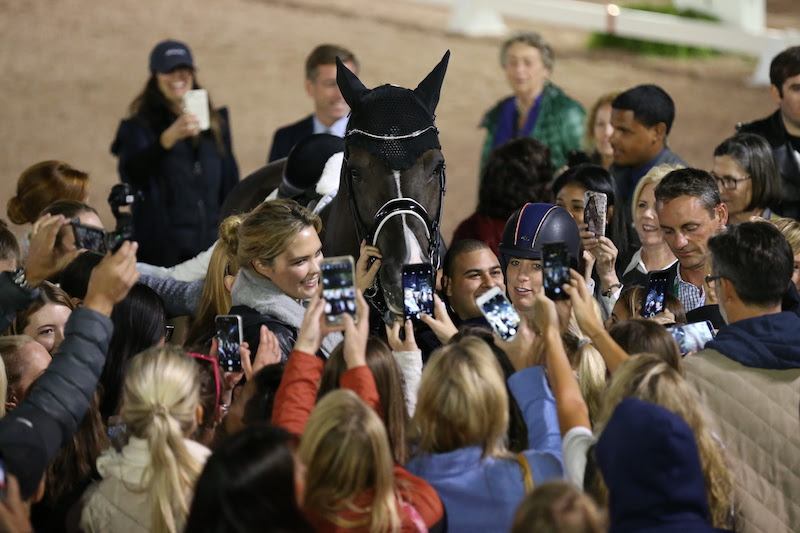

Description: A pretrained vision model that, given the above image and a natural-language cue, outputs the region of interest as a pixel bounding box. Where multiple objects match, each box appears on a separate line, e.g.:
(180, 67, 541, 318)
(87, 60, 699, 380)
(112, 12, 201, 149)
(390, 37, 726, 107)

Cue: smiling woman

(6, 281, 74, 354)
(227, 199, 343, 360)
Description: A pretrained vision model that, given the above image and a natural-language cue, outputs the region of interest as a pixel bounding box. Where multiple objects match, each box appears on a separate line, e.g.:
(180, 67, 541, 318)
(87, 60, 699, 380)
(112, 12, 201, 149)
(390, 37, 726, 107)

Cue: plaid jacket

(479, 82, 585, 172)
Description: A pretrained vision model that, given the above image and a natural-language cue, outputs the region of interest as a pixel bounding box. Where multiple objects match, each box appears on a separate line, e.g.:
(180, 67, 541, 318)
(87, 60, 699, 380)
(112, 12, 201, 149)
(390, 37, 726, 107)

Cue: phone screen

(321, 257, 356, 326)
(543, 242, 570, 300)
(72, 220, 107, 255)
(215, 315, 243, 372)
(667, 320, 715, 355)
(183, 89, 210, 130)
(402, 263, 434, 320)
(0, 458, 6, 501)
(642, 274, 668, 318)
(478, 287, 521, 341)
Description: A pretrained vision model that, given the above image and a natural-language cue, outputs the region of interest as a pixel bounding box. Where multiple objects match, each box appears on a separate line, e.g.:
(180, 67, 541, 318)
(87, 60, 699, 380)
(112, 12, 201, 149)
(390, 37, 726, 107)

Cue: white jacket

(80, 436, 210, 533)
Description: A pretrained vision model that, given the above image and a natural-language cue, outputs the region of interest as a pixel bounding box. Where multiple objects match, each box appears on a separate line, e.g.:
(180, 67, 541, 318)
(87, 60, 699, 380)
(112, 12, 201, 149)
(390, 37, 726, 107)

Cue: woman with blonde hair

(184, 215, 241, 349)
(273, 292, 445, 532)
(406, 333, 563, 533)
(591, 354, 736, 530)
(7, 160, 90, 227)
(80, 345, 210, 533)
(583, 91, 619, 170)
(773, 217, 800, 292)
(228, 198, 379, 359)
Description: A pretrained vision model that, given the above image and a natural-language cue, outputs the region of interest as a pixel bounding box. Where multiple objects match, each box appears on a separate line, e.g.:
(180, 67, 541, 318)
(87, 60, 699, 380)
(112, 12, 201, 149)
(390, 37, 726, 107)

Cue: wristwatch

(601, 282, 623, 297)
(11, 267, 32, 291)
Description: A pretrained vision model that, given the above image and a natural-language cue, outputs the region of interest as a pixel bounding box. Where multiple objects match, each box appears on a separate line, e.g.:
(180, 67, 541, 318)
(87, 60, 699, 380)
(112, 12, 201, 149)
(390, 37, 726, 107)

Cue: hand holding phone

(402, 263, 434, 320)
(321, 256, 357, 326)
(543, 242, 570, 301)
(667, 320, 715, 355)
(215, 315, 243, 372)
(476, 286, 521, 341)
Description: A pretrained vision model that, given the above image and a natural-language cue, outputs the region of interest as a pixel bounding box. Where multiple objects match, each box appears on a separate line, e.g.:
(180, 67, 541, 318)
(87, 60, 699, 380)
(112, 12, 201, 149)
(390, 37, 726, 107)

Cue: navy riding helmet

(498, 203, 581, 269)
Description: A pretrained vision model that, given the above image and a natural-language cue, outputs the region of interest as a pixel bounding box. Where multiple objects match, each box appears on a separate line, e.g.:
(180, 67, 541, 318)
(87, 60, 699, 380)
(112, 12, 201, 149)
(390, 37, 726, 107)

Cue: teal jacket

(480, 82, 585, 172)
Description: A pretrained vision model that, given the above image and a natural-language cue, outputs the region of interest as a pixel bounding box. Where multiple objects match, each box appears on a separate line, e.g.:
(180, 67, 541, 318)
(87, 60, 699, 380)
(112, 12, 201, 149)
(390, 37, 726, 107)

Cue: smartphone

(71, 219, 108, 255)
(642, 272, 669, 318)
(0, 459, 6, 501)
(476, 286, 521, 341)
(215, 314, 243, 372)
(183, 89, 210, 131)
(543, 242, 570, 301)
(667, 320, 715, 355)
(321, 256, 357, 326)
(584, 191, 607, 237)
(402, 263, 434, 320)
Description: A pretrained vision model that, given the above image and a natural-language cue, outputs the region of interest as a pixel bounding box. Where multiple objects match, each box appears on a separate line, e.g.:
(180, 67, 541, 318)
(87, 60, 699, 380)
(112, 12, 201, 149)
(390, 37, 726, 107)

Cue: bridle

(341, 129, 446, 319)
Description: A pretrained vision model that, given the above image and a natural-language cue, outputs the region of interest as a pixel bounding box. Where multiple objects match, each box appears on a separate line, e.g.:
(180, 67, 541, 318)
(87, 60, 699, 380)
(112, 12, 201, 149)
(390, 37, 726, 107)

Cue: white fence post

(448, 0, 507, 36)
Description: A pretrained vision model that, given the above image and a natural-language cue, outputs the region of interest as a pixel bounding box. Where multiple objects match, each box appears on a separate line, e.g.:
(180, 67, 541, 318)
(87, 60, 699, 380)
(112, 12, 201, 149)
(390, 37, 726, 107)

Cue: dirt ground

(1, 0, 798, 245)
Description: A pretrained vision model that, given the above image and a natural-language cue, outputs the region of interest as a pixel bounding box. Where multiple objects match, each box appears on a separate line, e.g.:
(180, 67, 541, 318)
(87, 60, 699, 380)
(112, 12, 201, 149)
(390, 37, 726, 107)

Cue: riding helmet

(498, 203, 581, 266)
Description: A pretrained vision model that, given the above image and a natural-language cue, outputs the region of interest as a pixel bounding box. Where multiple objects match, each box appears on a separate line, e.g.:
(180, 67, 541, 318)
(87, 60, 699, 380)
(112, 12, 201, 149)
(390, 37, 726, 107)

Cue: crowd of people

(0, 32, 799, 533)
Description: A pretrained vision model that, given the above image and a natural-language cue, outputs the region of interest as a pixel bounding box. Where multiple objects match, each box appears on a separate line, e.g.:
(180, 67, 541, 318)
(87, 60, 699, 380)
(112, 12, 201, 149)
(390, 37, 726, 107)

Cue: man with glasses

(645, 168, 727, 313)
(683, 221, 800, 533)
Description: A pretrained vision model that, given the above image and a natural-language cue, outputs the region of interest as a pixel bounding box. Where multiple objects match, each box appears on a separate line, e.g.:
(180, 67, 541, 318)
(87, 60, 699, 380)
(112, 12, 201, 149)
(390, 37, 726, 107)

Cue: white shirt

(313, 114, 348, 137)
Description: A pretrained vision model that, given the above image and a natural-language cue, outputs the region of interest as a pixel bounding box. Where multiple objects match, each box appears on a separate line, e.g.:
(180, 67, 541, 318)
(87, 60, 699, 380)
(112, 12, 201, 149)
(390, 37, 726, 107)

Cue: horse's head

(337, 51, 449, 317)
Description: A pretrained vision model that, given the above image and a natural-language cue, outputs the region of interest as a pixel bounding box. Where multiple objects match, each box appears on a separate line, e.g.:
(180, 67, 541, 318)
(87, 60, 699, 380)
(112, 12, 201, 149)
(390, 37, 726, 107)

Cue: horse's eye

(349, 167, 361, 181)
(432, 163, 445, 180)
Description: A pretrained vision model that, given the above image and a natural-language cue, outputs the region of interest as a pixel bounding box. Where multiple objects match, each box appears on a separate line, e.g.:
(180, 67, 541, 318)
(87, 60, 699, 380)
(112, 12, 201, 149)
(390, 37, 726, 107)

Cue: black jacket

(738, 110, 800, 219)
(0, 295, 113, 499)
(111, 108, 239, 267)
(230, 304, 327, 362)
(267, 115, 313, 163)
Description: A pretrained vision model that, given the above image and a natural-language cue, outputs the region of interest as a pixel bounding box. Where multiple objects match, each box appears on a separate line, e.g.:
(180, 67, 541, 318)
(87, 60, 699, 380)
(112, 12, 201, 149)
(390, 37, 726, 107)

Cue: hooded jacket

(703, 311, 800, 369)
(596, 398, 727, 533)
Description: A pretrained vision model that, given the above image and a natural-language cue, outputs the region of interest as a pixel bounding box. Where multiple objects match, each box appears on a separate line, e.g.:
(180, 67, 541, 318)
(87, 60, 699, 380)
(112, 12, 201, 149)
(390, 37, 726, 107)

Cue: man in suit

(267, 44, 359, 162)
(738, 46, 800, 219)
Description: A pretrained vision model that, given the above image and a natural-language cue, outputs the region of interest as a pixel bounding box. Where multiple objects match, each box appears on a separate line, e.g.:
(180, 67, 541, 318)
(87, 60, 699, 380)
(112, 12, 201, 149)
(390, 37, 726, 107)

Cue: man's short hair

(499, 32, 554, 72)
(612, 84, 676, 135)
(654, 168, 721, 215)
(709, 221, 792, 307)
(305, 44, 358, 80)
(769, 46, 800, 96)
(442, 239, 493, 279)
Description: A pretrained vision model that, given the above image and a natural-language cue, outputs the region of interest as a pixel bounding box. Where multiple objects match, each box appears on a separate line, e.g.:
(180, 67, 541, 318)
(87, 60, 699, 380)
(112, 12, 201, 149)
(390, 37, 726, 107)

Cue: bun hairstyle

(7, 161, 89, 225)
(217, 214, 242, 261)
(121, 345, 203, 533)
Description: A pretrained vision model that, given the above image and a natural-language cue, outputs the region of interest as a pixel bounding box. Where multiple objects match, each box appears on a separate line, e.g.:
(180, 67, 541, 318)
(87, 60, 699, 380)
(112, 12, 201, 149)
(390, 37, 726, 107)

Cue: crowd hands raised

(1, 35, 800, 533)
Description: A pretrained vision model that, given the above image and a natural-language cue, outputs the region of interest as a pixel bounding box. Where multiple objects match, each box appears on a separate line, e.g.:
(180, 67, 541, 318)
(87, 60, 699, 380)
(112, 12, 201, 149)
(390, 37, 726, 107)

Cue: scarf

(492, 92, 544, 149)
(231, 268, 343, 357)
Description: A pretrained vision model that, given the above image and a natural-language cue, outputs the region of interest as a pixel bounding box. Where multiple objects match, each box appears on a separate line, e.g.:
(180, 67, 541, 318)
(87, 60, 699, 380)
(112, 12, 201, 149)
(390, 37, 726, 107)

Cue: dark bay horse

(320, 51, 450, 320)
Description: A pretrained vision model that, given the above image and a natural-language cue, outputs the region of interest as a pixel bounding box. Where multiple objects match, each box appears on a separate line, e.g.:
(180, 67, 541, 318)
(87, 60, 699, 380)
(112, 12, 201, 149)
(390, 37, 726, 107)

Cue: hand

(386, 318, 418, 351)
(25, 214, 81, 286)
(580, 224, 598, 253)
(240, 325, 283, 380)
(0, 475, 33, 533)
(494, 315, 539, 372)
(418, 293, 458, 344)
(355, 240, 382, 292)
(563, 269, 603, 338)
(591, 236, 619, 279)
(650, 309, 676, 326)
(160, 112, 200, 149)
(581, 249, 596, 284)
(293, 293, 329, 355)
(82, 241, 140, 316)
(531, 286, 561, 337)
(342, 289, 370, 369)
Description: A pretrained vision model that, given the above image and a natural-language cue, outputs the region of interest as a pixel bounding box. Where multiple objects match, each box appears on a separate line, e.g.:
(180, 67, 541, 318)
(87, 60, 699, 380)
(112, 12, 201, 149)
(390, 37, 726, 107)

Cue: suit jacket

(267, 114, 314, 162)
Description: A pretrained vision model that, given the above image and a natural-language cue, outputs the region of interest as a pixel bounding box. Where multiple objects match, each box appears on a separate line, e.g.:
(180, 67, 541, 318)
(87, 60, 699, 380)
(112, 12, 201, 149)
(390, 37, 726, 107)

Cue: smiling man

(609, 84, 687, 213)
(441, 239, 506, 322)
(738, 46, 800, 219)
(649, 168, 727, 313)
(267, 44, 359, 162)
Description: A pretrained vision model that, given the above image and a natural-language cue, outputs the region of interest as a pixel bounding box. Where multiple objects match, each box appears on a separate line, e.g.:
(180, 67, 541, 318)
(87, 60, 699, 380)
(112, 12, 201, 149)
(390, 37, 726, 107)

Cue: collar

(629, 148, 668, 182)
(313, 114, 348, 137)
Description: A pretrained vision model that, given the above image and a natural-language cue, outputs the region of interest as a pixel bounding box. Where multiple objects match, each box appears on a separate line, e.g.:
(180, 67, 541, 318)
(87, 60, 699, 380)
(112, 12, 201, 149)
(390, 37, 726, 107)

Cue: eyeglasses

(712, 173, 751, 191)
(704, 274, 722, 285)
(164, 325, 175, 343)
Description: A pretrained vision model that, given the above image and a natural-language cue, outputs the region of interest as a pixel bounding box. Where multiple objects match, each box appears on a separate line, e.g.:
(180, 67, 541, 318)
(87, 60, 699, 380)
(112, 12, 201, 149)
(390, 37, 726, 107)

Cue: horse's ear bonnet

(337, 51, 450, 170)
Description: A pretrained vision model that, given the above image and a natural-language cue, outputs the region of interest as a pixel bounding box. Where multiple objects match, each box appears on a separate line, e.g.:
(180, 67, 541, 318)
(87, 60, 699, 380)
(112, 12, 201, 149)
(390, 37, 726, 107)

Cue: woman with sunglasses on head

(112, 39, 239, 268)
(712, 133, 782, 225)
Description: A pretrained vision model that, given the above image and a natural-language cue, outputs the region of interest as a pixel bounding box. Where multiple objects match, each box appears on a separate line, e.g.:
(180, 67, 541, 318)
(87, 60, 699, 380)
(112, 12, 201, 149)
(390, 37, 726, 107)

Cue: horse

(319, 51, 450, 322)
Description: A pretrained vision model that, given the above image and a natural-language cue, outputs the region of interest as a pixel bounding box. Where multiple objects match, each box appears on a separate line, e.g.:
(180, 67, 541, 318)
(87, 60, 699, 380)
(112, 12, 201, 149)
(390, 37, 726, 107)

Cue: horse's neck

(321, 193, 360, 258)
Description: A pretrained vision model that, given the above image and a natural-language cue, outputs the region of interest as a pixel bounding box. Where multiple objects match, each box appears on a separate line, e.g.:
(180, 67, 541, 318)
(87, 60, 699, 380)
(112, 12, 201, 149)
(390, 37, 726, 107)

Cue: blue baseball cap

(149, 39, 194, 73)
